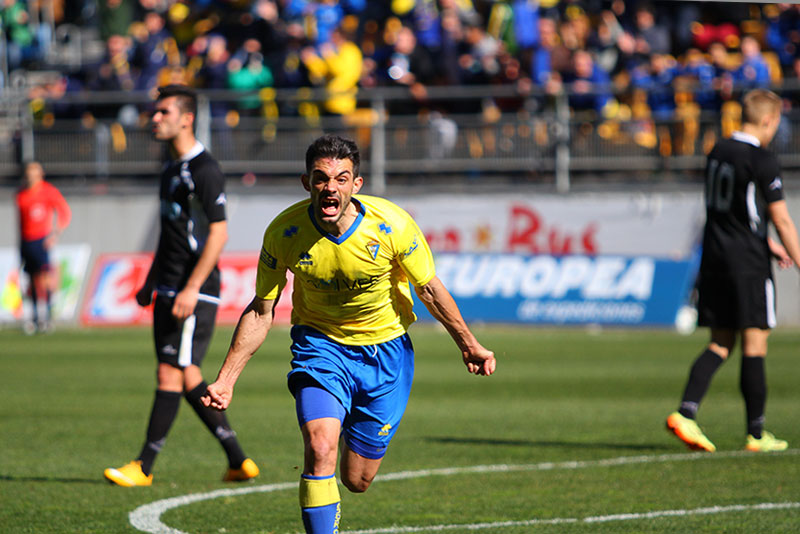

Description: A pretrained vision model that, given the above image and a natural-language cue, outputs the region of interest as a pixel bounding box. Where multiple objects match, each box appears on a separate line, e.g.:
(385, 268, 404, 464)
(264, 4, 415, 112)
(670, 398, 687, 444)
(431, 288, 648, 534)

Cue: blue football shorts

(20, 238, 50, 274)
(288, 325, 415, 460)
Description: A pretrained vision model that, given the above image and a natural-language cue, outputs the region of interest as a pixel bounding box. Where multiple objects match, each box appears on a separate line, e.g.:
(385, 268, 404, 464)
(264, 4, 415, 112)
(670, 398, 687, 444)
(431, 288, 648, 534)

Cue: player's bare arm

(767, 237, 793, 269)
(173, 220, 228, 319)
(201, 296, 276, 410)
(768, 200, 800, 272)
(414, 276, 496, 376)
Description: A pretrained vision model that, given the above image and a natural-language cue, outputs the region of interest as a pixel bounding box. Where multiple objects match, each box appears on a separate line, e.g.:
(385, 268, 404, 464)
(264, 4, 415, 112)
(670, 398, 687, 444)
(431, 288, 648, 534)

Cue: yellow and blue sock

(299, 474, 341, 533)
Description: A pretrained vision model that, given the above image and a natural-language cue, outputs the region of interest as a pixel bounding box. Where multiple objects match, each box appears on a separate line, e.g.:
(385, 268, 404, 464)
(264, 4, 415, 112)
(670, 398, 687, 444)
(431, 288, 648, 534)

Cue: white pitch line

(344, 502, 800, 534)
(129, 449, 800, 534)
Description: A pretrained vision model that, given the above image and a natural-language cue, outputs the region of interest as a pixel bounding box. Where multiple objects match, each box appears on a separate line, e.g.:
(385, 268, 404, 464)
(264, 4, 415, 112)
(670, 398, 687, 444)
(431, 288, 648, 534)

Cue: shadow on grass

(0, 474, 106, 484)
(424, 436, 671, 451)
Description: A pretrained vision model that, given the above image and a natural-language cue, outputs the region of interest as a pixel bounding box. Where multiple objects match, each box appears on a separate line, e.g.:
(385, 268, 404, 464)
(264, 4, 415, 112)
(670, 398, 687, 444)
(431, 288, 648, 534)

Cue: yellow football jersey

(256, 194, 436, 345)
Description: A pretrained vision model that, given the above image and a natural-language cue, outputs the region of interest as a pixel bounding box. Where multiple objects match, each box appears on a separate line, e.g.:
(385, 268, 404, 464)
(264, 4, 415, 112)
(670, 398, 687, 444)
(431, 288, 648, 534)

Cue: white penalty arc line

(129, 449, 800, 534)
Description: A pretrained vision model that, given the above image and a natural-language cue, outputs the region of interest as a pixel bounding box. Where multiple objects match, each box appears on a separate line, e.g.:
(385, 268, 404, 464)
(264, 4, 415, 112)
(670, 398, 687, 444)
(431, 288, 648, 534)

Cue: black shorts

(697, 273, 775, 330)
(20, 238, 50, 274)
(153, 294, 218, 368)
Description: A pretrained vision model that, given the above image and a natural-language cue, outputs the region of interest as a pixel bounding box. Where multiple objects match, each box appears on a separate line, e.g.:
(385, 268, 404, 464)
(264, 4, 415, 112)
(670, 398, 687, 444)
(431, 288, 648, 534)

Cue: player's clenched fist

(201, 382, 233, 411)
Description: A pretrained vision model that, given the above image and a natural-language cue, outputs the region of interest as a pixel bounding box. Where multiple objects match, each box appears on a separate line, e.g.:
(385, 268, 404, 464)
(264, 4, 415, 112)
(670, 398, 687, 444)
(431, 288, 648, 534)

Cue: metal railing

(2, 83, 800, 192)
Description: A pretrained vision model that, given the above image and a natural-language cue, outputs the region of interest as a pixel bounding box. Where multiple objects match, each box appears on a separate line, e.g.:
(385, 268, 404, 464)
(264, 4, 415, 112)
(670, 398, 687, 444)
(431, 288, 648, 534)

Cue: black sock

(185, 382, 247, 468)
(30, 294, 38, 325)
(678, 349, 725, 419)
(138, 390, 182, 475)
(741, 355, 766, 439)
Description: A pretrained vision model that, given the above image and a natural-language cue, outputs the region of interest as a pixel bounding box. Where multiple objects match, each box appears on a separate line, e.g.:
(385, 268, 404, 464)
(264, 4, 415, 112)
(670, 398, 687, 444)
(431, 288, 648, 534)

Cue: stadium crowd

(5, 1, 800, 132)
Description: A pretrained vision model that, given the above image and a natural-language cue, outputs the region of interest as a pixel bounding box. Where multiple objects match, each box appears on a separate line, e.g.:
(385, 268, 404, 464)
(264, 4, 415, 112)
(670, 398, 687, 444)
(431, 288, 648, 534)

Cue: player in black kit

(104, 85, 259, 486)
(666, 89, 800, 453)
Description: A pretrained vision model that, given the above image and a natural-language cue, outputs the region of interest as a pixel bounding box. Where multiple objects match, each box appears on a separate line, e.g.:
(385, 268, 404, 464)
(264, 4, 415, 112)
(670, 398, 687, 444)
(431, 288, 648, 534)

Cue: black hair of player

(305, 134, 360, 178)
(156, 84, 198, 120)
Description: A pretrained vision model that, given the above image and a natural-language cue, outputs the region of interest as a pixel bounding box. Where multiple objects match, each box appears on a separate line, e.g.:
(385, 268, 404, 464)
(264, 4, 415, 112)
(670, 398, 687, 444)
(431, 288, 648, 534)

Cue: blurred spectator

(530, 16, 567, 93)
(510, 0, 541, 51)
(558, 12, 590, 57)
(27, 72, 88, 121)
(436, 7, 464, 85)
(733, 35, 771, 89)
(764, 3, 800, 70)
(458, 16, 501, 86)
(631, 52, 678, 120)
(301, 26, 361, 115)
(705, 41, 736, 109)
(1, 0, 37, 69)
(438, 0, 478, 27)
(680, 47, 720, 112)
(588, 10, 619, 70)
(130, 10, 173, 91)
(87, 34, 138, 119)
(240, 0, 285, 62)
(284, 0, 364, 46)
(98, 0, 135, 41)
(564, 49, 612, 116)
(632, 2, 670, 56)
(670, 2, 700, 54)
(227, 39, 274, 115)
(410, 0, 441, 53)
(196, 34, 231, 117)
(375, 24, 436, 114)
(272, 22, 311, 90)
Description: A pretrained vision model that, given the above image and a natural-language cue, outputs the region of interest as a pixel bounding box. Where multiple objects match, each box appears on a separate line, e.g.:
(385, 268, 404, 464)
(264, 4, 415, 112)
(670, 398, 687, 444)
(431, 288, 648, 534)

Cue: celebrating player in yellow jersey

(202, 134, 496, 533)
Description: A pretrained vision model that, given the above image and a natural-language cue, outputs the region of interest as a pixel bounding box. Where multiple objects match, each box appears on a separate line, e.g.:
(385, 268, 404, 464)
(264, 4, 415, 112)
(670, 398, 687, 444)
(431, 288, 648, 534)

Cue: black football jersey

(700, 132, 784, 275)
(154, 142, 226, 297)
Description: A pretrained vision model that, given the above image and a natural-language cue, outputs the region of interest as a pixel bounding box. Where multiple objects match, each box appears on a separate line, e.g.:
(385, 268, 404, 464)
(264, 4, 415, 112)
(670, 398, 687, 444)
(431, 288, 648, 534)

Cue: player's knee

(156, 363, 183, 391)
(306, 438, 338, 471)
(341, 472, 373, 493)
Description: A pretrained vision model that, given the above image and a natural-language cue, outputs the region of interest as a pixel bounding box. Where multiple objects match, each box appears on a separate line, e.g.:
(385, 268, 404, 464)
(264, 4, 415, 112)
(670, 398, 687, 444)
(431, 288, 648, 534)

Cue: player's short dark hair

(305, 134, 360, 177)
(742, 89, 781, 126)
(156, 84, 198, 118)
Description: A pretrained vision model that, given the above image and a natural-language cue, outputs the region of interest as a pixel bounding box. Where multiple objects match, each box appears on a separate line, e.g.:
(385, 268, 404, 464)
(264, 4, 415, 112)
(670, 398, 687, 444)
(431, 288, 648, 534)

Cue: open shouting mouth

(320, 195, 340, 218)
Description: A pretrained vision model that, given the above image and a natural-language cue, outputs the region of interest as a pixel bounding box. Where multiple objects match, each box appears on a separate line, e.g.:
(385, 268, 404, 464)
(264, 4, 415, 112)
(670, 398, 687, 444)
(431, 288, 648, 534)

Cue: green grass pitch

(2, 324, 799, 533)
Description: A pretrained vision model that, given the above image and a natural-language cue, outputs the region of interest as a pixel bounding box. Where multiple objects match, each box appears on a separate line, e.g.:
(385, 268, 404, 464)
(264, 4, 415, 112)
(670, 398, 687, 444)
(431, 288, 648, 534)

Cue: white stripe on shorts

(766, 279, 776, 329)
(178, 314, 197, 368)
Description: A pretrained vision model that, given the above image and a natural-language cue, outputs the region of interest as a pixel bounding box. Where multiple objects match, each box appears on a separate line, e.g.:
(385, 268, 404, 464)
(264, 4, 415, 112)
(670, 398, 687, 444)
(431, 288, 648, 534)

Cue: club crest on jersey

(366, 240, 380, 260)
(298, 252, 313, 266)
(378, 423, 392, 436)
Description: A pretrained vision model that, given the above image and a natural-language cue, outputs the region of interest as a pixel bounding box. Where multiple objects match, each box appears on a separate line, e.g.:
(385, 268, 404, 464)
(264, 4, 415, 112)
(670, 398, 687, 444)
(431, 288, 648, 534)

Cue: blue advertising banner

(413, 253, 700, 327)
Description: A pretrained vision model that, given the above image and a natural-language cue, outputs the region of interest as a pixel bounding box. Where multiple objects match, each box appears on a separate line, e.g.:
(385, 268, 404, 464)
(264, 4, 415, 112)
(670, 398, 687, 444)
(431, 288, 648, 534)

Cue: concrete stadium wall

(2, 188, 799, 326)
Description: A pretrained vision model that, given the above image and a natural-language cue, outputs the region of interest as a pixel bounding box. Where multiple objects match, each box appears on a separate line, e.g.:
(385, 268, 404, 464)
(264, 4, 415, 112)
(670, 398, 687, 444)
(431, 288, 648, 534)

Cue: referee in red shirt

(15, 161, 71, 333)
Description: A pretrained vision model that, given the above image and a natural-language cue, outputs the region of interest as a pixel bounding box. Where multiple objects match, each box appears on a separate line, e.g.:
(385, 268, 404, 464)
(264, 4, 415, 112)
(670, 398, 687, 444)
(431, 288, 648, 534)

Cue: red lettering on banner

(507, 205, 598, 255)
(547, 230, 571, 255)
(582, 223, 598, 254)
(508, 205, 541, 253)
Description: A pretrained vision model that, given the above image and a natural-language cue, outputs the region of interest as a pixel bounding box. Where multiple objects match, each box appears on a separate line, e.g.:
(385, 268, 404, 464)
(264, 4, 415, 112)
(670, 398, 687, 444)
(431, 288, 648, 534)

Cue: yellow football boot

(745, 431, 788, 452)
(666, 412, 716, 452)
(104, 460, 153, 487)
(223, 458, 260, 482)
